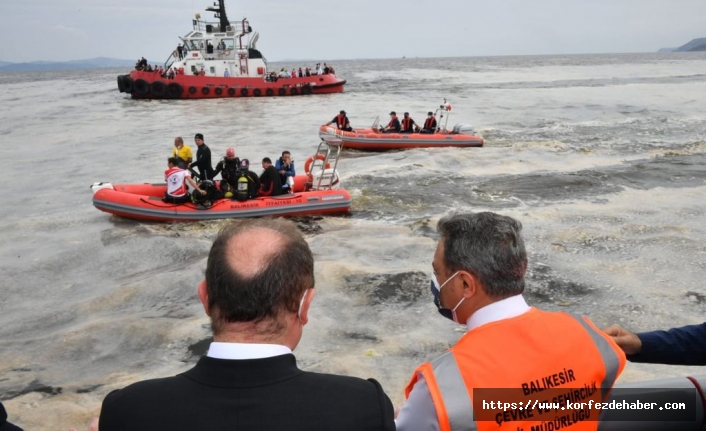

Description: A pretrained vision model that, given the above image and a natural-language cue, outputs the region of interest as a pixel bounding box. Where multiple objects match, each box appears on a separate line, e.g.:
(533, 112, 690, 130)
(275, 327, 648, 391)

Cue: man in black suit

(98, 219, 396, 431)
(604, 322, 706, 365)
(0, 402, 23, 431)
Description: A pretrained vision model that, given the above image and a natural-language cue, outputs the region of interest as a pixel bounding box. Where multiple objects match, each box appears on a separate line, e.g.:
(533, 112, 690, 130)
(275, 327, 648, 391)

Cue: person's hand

(69, 417, 99, 431)
(603, 324, 642, 355)
(199, 189, 207, 195)
(279, 170, 285, 175)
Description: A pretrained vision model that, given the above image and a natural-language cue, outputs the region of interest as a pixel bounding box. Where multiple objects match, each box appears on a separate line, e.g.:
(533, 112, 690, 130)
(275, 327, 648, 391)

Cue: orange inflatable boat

(91, 142, 349, 222)
(319, 102, 484, 151)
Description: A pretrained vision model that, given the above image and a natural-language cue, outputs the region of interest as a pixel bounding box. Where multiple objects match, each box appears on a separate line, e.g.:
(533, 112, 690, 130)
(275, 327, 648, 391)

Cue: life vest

(402, 117, 413, 131)
(235, 172, 249, 201)
(388, 117, 398, 129)
(336, 114, 348, 128)
(424, 117, 436, 129)
(404, 308, 626, 431)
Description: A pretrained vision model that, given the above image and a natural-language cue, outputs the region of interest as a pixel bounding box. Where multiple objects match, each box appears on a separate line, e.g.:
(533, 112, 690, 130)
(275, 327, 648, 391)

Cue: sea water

(1, 52, 705, 429)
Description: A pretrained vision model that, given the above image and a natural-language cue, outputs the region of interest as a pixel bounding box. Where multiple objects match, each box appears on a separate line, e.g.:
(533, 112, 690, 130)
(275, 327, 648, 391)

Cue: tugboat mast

(205, 0, 230, 32)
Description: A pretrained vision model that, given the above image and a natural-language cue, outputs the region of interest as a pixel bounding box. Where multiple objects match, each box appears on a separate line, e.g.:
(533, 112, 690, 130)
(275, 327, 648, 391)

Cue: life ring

(117, 75, 125, 93)
(215, 87, 223, 95)
(122, 76, 133, 93)
(253, 88, 261, 97)
(167, 83, 183, 98)
(188, 86, 197, 95)
(150, 81, 166, 97)
(278, 88, 286, 96)
(201, 87, 210, 95)
(228, 88, 236, 96)
(290, 87, 299, 96)
(240, 88, 248, 97)
(304, 154, 331, 174)
(266, 88, 274, 97)
(133, 79, 149, 95)
(301, 85, 312, 95)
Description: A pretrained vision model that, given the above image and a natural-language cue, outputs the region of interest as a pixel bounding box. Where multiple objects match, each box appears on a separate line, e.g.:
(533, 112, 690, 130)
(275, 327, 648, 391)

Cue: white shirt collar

(466, 294, 531, 331)
(206, 342, 292, 360)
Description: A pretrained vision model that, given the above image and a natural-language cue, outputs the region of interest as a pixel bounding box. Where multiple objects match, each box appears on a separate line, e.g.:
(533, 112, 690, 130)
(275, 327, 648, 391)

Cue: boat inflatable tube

(304, 154, 331, 174)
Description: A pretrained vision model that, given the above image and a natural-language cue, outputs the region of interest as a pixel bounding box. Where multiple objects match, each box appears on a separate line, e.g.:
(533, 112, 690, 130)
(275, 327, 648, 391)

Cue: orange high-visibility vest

(402, 117, 413, 131)
(404, 308, 626, 431)
(336, 114, 348, 128)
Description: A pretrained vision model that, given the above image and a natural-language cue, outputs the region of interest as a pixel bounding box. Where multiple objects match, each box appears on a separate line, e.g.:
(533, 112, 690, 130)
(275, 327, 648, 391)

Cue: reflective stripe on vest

(430, 352, 478, 431)
(569, 313, 621, 400)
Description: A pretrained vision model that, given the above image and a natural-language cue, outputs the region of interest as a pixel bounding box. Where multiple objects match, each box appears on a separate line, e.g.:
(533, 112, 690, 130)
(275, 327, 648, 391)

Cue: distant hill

(0, 57, 145, 72)
(658, 38, 706, 53)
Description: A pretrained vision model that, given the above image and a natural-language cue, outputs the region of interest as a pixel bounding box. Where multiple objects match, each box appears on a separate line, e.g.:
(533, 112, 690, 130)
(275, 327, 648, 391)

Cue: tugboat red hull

(118, 70, 345, 99)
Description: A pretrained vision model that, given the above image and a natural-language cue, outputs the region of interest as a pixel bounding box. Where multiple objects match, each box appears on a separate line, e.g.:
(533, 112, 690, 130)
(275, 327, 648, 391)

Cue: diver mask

(430, 271, 465, 323)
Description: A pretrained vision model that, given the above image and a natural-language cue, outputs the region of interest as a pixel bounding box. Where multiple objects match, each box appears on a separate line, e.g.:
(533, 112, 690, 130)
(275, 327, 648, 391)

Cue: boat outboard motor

(451, 124, 475, 135)
(597, 375, 706, 431)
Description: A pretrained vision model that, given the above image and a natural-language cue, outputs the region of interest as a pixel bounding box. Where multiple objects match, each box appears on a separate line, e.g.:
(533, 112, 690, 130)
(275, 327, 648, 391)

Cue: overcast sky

(1, 0, 705, 63)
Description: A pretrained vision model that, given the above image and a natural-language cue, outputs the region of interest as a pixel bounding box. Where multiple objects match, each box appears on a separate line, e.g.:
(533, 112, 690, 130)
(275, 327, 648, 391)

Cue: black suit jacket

(99, 354, 396, 431)
(628, 323, 706, 365)
(0, 402, 24, 431)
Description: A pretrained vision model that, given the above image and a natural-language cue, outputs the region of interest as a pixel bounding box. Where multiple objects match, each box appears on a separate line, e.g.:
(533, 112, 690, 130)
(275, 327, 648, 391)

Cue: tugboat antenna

(205, 0, 229, 32)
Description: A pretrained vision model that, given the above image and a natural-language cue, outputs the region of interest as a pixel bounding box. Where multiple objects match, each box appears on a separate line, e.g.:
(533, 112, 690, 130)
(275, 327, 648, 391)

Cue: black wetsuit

(193, 144, 214, 181)
(214, 158, 241, 187)
(259, 165, 284, 196)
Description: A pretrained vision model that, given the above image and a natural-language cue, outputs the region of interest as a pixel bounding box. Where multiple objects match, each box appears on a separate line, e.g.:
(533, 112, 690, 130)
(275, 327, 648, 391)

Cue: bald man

(97, 219, 396, 431)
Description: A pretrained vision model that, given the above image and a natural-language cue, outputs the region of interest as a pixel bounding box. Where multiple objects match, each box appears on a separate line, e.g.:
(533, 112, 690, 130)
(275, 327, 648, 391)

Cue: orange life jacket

(424, 117, 436, 129)
(336, 114, 348, 128)
(402, 117, 413, 131)
(404, 308, 626, 431)
(388, 117, 397, 128)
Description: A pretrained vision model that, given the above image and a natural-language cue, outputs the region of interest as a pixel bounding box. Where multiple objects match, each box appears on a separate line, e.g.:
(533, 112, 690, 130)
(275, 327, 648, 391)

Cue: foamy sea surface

(1, 52, 705, 429)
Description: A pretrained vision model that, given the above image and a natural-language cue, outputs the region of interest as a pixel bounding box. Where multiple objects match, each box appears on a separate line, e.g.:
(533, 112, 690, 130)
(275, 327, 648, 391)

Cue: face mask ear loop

(297, 290, 308, 322)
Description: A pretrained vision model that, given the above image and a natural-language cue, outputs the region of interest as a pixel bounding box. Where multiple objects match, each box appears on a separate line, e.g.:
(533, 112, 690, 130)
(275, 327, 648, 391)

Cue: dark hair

(437, 212, 527, 299)
(167, 157, 179, 166)
(262, 157, 272, 164)
(281, 151, 291, 157)
(205, 219, 314, 334)
(195, 133, 204, 140)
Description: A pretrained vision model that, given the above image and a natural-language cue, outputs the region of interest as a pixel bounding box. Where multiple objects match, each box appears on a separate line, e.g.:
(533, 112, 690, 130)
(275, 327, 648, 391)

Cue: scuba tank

(235, 173, 249, 202)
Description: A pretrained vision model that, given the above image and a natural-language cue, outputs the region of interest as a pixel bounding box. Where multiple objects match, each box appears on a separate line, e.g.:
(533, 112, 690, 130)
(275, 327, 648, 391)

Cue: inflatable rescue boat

(91, 142, 350, 222)
(319, 102, 484, 151)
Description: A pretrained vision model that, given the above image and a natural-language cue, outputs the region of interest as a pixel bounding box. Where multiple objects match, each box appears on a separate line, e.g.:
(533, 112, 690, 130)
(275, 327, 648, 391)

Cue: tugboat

(116, 0, 346, 99)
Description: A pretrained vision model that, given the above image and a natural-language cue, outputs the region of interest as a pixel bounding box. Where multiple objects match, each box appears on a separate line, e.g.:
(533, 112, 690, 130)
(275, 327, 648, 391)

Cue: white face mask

(431, 271, 466, 323)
